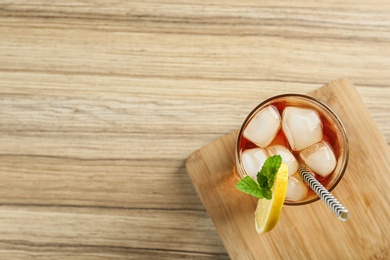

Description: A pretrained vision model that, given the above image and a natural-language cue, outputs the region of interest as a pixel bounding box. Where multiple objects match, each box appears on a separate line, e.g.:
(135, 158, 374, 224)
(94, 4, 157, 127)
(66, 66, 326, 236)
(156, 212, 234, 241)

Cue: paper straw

(298, 166, 350, 221)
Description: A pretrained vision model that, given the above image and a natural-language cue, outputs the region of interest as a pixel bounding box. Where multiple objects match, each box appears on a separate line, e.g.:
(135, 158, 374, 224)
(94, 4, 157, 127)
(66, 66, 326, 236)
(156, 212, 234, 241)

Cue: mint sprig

(236, 155, 282, 200)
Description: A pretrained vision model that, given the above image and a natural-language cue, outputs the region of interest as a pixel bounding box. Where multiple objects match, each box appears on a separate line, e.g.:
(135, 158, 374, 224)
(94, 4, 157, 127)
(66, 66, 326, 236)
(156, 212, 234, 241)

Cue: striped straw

(298, 166, 350, 221)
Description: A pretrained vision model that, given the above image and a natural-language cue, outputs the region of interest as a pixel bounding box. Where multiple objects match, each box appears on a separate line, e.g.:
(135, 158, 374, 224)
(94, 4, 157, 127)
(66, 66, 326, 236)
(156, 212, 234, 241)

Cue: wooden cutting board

(186, 79, 390, 259)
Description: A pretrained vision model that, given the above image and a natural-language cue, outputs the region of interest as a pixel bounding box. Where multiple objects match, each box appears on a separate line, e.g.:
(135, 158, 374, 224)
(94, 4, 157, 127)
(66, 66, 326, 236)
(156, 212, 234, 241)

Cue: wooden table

(0, 1, 389, 259)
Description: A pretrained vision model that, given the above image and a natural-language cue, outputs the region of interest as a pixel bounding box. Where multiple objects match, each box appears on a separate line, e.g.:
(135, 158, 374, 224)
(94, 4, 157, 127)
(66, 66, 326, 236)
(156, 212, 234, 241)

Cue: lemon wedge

(255, 163, 288, 234)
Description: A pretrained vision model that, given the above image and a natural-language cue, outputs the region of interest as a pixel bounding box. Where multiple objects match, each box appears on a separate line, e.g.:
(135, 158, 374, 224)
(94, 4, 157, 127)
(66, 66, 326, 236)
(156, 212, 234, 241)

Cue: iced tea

(235, 94, 348, 205)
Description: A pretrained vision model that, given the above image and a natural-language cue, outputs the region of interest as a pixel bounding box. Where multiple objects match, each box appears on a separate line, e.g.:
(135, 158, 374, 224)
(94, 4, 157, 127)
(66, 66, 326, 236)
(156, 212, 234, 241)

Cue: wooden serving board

(186, 79, 390, 259)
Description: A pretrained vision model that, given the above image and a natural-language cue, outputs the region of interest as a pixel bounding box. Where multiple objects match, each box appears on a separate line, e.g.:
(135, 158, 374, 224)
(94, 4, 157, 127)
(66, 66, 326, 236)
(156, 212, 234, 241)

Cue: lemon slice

(255, 163, 289, 234)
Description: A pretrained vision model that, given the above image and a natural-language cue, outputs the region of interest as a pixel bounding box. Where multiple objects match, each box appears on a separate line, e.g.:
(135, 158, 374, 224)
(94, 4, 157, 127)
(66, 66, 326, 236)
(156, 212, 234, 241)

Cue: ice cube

(243, 105, 281, 148)
(282, 106, 323, 151)
(267, 145, 298, 177)
(242, 148, 268, 180)
(299, 141, 336, 178)
(286, 176, 309, 201)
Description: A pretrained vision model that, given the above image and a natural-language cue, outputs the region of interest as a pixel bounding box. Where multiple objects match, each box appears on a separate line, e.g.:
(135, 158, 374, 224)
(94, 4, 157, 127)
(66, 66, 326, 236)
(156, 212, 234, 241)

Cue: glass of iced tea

(235, 94, 349, 205)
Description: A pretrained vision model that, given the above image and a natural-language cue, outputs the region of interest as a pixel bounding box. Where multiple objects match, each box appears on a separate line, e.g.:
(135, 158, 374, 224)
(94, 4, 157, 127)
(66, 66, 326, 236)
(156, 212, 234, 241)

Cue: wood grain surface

(0, 1, 389, 259)
(186, 80, 390, 259)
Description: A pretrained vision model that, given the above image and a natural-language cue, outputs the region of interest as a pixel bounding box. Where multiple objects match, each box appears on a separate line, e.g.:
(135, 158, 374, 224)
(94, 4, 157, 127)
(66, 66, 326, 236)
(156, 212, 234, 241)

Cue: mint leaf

(257, 155, 282, 189)
(236, 176, 264, 199)
(262, 188, 272, 200)
(236, 155, 282, 200)
(257, 174, 268, 189)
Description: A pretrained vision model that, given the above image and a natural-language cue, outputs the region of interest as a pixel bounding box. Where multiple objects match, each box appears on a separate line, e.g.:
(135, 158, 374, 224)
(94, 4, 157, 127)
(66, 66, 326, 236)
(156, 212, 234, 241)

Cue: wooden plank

(186, 79, 390, 259)
(0, 206, 226, 257)
(2, 2, 390, 88)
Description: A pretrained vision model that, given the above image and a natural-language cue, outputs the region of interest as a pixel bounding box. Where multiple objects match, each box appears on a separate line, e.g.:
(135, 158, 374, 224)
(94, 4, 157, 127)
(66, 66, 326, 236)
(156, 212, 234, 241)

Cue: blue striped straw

(298, 166, 350, 221)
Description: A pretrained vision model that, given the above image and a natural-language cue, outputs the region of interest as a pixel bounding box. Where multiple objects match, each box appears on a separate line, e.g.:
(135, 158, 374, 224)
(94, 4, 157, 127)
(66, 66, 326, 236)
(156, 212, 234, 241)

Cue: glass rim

(236, 93, 349, 206)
